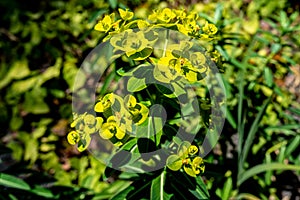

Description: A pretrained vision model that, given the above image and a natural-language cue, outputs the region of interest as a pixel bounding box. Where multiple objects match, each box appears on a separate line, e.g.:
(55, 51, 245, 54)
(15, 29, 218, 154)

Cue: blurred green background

(0, 0, 299, 199)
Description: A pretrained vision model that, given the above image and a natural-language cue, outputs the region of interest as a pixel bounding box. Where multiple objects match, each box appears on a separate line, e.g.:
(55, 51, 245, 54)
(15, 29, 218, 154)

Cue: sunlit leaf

(166, 155, 182, 171)
(0, 173, 30, 191)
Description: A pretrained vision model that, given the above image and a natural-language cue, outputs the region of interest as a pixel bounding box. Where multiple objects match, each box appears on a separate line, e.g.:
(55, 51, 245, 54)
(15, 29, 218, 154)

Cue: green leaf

(129, 48, 153, 61)
(166, 155, 182, 171)
(194, 176, 210, 199)
(93, 180, 131, 200)
(0, 59, 31, 89)
(31, 186, 55, 198)
(221, 176, 232, 200)
(215, 45, 229, 61)
(10, 77, 38, 94)
(285, 135, 300, 157)
(127, 77, 147, 92)
(236, 193, 261, 200)
(63, 56, 85, 90)
(137, 138, 156, 161)
(238, 163, 300, 186)
(173, 172, 209, 199)
(264, 67, 273, 87)
(23, 88, 50, 114)
(10, 107, 23, 131)
(135, 117, 163, 138)
(111, 180, 151, 200)
(177, 141, 191, 157)
(225, 107, 237, 129)
(32, 126, 47, 139)
(170, 81, 187, 98)
(99, 68, 116, 96)
(214, 3, 223, 23)
(155, 84, 174, 97)
(120, 138, 138, 151)
(110, 185, 135, 200)
(38, 58, 62, 84)
(0, 173, 30, 191)
(243, 13, 259, 34)
(108, 0, 118, 9)
(110, 150, 132, 169)
(240, 95, 272, 169)
(150, 171, 171, 200)
(149, 115, 164, 141)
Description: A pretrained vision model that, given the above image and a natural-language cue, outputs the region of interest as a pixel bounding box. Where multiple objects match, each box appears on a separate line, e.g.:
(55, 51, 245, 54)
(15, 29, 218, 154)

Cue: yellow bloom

(94, 93, 116, 116)
(167, 141, 205, 177)
(119, 8, 134, 21)
(118, 116, 133, 133)
(95, 13, 115, 33)
(184, 69, 198, 83)
(192, 156, 205, 175)
(168, 41, 193, 58)
(83, 114, 96, 127)
(190, 52, 206, 66)
(148, 10, 158, 22)
(173, 9, 187, 21)
(69, 112, 103, 135)
(186, 12, 198, 21)
(188, 145, 198, 155)
(100, 124, 115, 139)
(124, 94, 137, 109)
(110, 29, 154, 60)
(124, 95, 149, 125)
(67, 131, 80, 145)
(100, 116, 126, 140)
(202, 21, 218, 35)
(156, 8, 176, 23)
(137, 20, 150, 29)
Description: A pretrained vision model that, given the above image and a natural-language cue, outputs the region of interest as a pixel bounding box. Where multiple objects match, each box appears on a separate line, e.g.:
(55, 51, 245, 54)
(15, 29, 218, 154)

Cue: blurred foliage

(0, 0, 300, 199)
(0, 0, 115, 198)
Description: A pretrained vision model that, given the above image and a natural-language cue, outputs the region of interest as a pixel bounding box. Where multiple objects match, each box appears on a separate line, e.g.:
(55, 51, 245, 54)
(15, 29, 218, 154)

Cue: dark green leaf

(238, 163, 300, 186)
(150, 171, 172, 200)
(31, 186, 55, 198)
(137, 138, 157, 161)
(0, 173, 30, 191)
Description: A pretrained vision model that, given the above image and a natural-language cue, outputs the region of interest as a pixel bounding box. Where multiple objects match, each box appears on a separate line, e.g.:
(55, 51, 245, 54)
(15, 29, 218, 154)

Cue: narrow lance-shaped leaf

(240, 95, 272, 167)
(238, 163, 300, 186)
(0, 173, 30, 191)
(150, 170, 172, 200)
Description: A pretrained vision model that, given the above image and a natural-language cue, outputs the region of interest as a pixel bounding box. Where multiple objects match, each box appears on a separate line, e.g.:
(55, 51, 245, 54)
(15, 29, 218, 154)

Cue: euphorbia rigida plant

(68, 7, 225, 199)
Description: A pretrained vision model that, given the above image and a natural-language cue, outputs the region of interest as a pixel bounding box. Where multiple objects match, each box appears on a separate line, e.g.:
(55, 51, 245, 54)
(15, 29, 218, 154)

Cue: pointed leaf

(127, 77, 147, 92)
(238, 163, 300, 186)
(151, 171, 171, 200)
(0, 173, 30, 191)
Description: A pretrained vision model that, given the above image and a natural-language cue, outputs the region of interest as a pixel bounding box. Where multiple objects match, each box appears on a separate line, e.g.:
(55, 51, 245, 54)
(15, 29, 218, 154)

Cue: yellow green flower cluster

(67, 112, 103, 152)
(94, 8, 222, 79)
(67, 93, 149, 151)
(148, 8, 218, 39)
(166, 141, 205, 177)
(110, 29, 158, 60)
(94, 8, 218, 40)
(154, 41, 208, 83)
